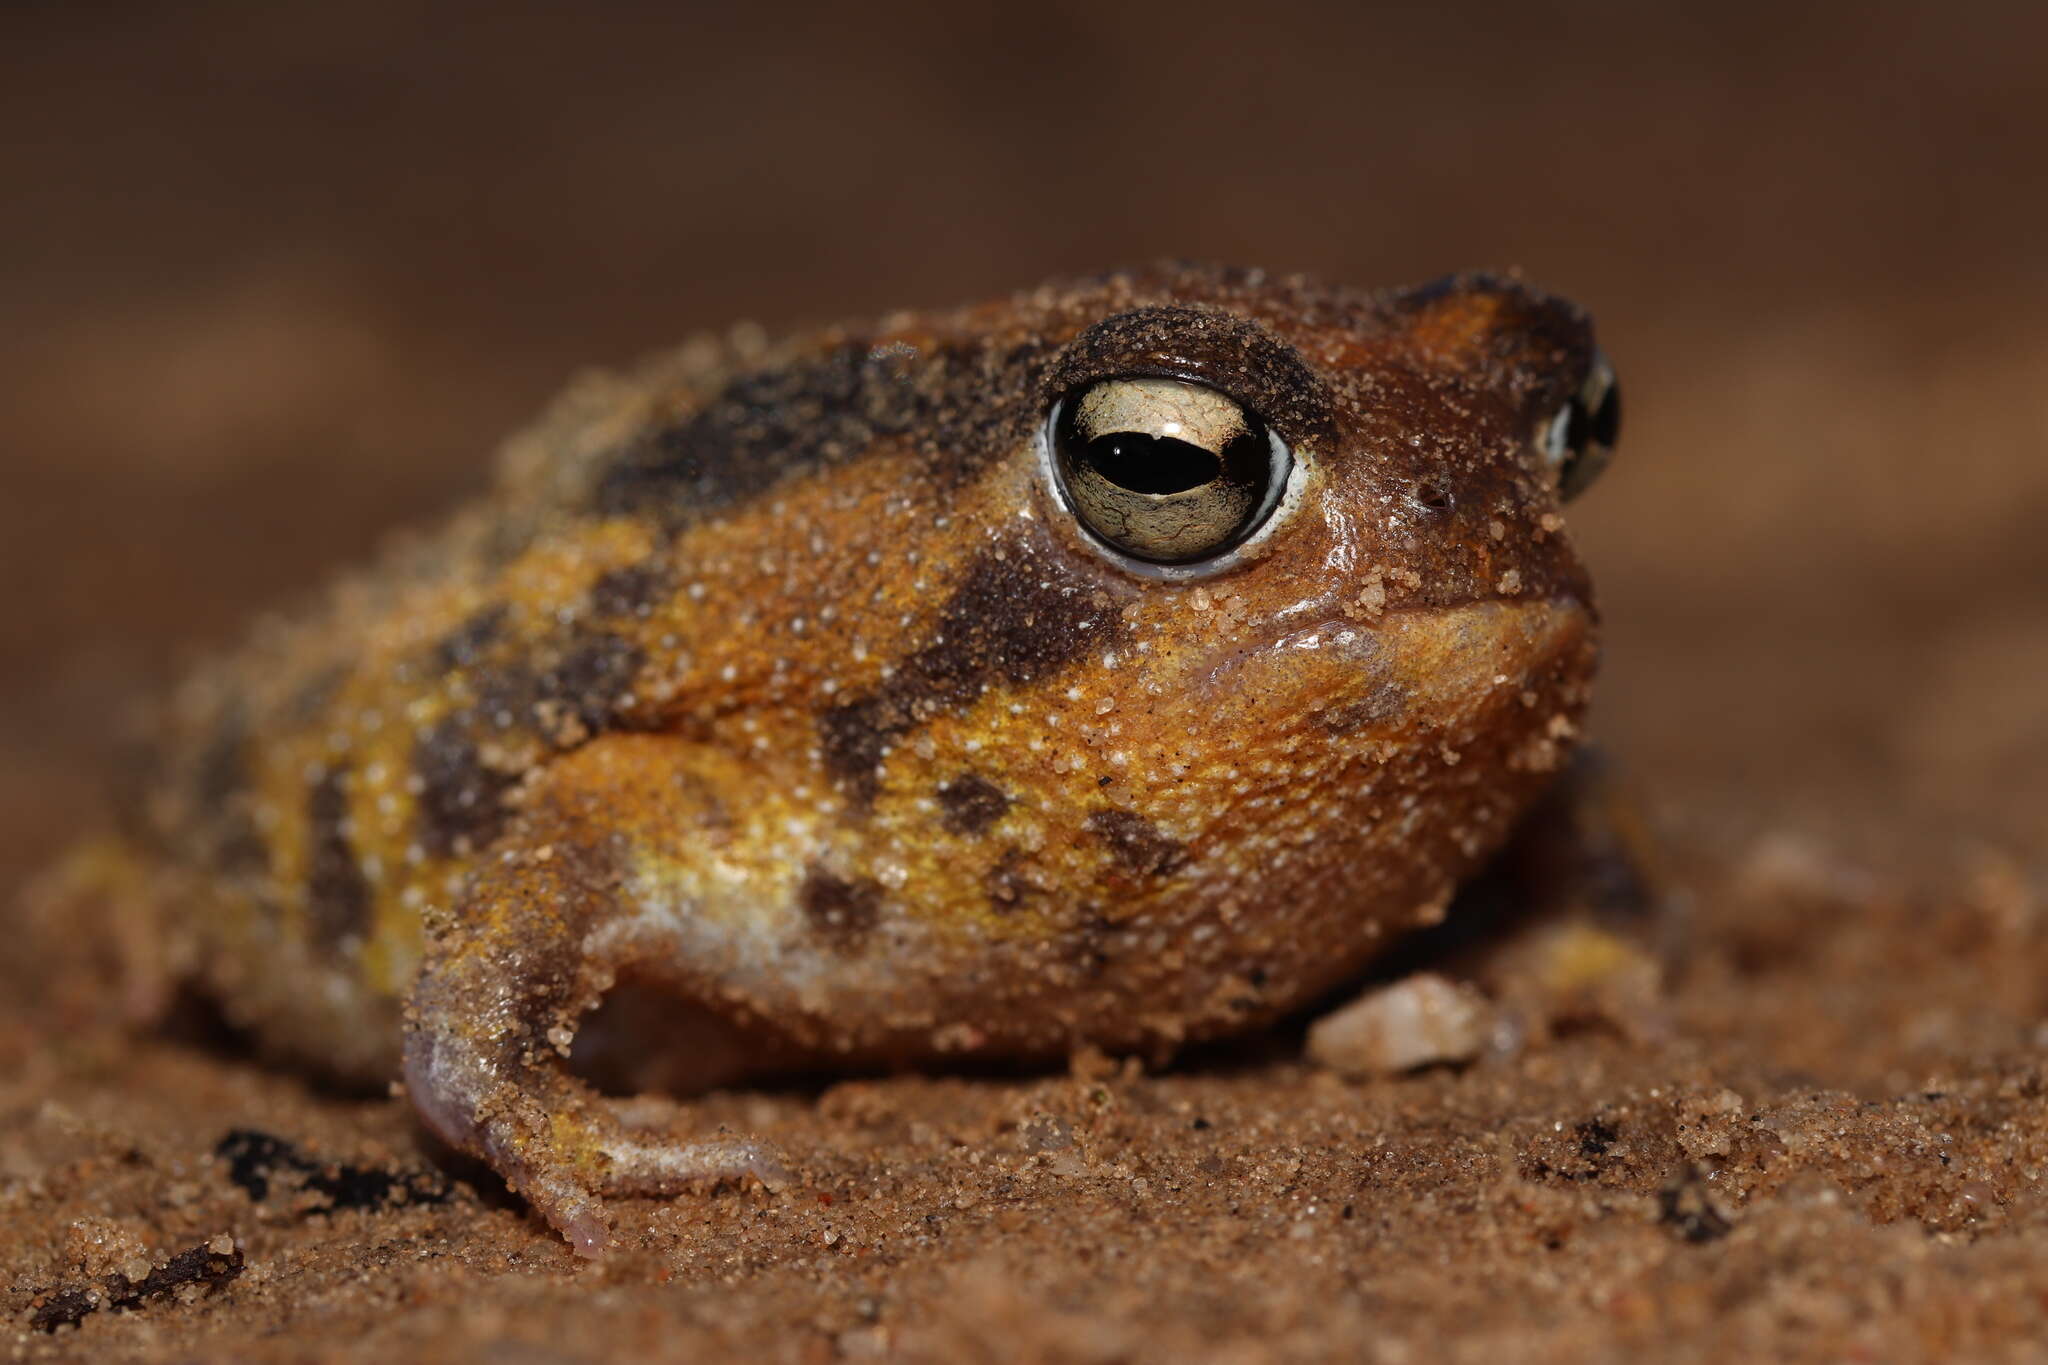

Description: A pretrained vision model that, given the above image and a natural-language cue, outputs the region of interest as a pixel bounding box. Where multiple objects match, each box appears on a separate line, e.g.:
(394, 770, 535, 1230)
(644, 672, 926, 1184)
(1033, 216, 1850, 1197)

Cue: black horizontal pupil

(1083, 432, 1220, 495)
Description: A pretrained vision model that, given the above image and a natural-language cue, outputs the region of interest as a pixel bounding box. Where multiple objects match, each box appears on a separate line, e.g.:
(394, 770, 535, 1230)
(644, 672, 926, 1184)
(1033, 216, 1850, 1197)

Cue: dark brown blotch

(463, 630, 646, 742)
(306, 767, 371, 947)
(817, 701, 894, 806)
(593, 344, 914, 523)
(591, 334, 1047, 527)
(413, 716, 516, 858)
(820, 544, 1125, 803)
(433, 604, 511, 673)
(542, 634, 646, 732)
(415, 620, 645, 855)
(1086, 808, 1188, 878)
(984, 848, 1044, 916)
(935, 545, 1123, 690)
(587, 562, 669, 619)
(190, 697, 269, 873)
(937, 773, 1011, 835)
(798, 866, 883, 951)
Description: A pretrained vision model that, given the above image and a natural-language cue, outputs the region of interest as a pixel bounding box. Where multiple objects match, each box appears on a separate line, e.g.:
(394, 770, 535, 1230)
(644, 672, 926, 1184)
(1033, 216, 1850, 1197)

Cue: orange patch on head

(1402, 290, 1517, 369)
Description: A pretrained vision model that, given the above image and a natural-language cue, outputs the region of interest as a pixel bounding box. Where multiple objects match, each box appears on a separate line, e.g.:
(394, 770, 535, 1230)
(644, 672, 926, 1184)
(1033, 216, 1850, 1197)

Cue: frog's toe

(402, 1013, 789, 1257)
(517, 1158, 616, 1261)
(591, 1122, 792, 1196)
(558, 1206, 613, 1261)
(483, 1100, 788, 1256)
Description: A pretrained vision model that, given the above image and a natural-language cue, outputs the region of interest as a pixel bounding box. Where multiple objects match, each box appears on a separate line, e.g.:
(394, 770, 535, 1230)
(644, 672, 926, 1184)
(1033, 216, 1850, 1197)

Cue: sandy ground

(4, 3, 2047, 1360)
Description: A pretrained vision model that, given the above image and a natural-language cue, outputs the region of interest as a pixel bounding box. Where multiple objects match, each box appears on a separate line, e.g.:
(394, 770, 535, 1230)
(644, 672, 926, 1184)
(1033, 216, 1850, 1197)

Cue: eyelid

(1071, 376, 1250, 455)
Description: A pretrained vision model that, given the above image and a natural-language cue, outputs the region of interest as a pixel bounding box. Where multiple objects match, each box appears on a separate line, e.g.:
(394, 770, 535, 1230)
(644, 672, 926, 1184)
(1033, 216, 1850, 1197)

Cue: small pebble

(1306, 972, 1494, 1077)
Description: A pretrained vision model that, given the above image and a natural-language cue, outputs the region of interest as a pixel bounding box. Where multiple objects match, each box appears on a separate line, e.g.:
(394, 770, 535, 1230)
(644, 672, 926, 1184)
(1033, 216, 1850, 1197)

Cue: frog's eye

(1537, 351, 1620, 501)
(1049, 377, 1293, 564)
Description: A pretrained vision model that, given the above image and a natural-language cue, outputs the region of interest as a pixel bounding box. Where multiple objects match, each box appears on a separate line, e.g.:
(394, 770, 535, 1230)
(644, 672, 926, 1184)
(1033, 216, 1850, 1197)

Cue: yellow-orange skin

(121, 265, 1605, 1253)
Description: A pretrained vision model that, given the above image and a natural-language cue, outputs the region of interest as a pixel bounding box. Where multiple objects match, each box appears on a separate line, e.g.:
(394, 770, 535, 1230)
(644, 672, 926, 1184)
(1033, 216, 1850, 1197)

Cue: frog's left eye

(1537, 351, 1620, 500)
(1048, 377, 1293, 564)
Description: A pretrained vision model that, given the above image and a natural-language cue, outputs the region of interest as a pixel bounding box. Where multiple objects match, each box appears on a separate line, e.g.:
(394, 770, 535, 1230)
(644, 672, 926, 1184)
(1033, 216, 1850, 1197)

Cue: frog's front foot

(402, 1010, 786, 1258)
(400, 735, 791, 1258)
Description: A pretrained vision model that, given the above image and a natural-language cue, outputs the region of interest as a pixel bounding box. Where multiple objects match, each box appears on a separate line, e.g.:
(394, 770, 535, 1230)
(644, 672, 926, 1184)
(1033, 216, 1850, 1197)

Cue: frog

(83, 263, 1621, 1257)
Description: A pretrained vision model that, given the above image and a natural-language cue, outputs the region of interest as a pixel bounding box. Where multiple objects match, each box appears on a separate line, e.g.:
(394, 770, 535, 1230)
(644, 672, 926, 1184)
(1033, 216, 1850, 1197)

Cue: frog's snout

(1370, 592, 1598, 742)
(1189, 591, 1594, 733)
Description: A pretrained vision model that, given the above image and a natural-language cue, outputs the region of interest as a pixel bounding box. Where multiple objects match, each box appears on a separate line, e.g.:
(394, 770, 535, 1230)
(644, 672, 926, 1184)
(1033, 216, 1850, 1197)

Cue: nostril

(1411, 481, 1454, 514)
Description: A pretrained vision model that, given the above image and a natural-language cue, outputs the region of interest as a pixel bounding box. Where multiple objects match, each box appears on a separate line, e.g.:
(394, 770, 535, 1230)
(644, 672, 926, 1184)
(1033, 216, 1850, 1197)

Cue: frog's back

(125, 283, 1093, 1073)
(125, 326, 806, 1070)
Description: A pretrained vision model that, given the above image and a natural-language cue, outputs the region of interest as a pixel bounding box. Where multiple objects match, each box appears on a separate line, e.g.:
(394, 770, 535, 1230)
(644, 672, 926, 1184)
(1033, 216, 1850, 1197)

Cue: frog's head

(607, 264, 1619, 1048)
(916, 264, 1618, 1016)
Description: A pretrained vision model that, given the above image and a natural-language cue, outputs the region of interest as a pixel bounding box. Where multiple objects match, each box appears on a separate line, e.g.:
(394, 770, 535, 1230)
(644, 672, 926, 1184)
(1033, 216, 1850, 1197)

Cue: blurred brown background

(4, 0, 2044, 873)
